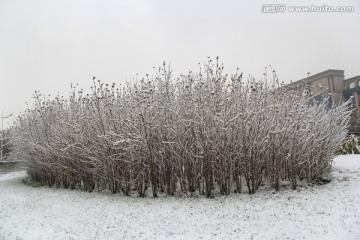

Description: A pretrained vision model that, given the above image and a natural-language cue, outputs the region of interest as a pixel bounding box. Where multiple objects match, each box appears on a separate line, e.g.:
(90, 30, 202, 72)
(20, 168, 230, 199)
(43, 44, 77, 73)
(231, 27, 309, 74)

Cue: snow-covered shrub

(336, 135, 360, 155)
(9, 58, 351, 197)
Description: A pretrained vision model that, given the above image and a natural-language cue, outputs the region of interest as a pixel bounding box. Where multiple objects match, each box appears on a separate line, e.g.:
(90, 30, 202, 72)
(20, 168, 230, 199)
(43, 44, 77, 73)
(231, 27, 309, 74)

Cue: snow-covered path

(1, 155, 360, 240)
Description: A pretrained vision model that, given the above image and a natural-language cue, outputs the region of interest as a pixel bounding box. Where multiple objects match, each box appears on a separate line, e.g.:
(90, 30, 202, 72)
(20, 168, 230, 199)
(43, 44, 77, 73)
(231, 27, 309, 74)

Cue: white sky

(0, 0, 359, 127)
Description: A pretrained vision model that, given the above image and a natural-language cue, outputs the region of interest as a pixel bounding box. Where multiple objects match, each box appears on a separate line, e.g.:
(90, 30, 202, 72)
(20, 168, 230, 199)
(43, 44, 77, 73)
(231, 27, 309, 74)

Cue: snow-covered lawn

(1, 155, 360, 240)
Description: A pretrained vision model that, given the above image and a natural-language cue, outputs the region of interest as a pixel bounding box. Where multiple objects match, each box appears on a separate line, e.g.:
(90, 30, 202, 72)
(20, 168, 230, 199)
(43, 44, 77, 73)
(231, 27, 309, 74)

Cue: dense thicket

(10, 59, 351, 197)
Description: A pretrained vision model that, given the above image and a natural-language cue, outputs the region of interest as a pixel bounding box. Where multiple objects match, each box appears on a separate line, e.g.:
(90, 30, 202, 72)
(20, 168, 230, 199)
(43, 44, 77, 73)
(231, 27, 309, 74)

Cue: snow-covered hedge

(336, 136, 360, 155)
(9, 59, 351, 197)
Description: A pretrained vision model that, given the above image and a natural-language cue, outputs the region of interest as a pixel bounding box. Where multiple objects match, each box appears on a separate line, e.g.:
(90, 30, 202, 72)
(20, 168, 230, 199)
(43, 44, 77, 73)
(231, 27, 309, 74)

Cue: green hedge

(336, 136, 360, 155)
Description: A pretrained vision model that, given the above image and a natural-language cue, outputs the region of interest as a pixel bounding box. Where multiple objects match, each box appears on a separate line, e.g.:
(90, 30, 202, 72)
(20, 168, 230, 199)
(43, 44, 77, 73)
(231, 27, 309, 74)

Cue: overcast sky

(0, 0, 359, 127)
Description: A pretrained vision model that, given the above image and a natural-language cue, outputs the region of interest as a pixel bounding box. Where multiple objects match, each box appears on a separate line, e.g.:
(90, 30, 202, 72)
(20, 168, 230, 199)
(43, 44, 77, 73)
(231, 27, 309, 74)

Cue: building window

(349, 82, 356, 89)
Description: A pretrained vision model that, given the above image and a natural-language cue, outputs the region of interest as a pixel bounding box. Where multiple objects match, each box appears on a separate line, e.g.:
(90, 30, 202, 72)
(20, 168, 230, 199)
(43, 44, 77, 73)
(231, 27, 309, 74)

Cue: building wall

(343, 76, 360, 119)
(286, 70, 360, 114)
(333, 75, 345, 104)
(286, 69, 345, 106)
(344, 76, 360, 89)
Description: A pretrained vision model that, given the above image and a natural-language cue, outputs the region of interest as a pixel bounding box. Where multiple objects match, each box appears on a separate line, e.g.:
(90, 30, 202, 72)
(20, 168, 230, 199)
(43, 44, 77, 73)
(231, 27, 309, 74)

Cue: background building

(286, 70, 360, 131)
(286, 69, 345, 106)
(343, 75, 360, 117)
(286, 69, 360, 109)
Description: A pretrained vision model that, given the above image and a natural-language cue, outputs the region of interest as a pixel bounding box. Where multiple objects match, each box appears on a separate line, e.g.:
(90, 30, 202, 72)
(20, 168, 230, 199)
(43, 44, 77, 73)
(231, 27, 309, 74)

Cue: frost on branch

(9, 59, 351, 197)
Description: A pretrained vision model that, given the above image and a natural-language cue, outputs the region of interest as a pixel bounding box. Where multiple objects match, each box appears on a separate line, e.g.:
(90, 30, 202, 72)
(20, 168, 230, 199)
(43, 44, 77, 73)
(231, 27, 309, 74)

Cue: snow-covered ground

(0, 155, 360, 240)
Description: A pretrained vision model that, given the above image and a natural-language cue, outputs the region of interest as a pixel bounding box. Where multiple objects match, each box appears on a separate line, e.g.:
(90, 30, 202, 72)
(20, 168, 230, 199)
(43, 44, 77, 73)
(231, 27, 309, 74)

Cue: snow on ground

(0, 155, 360, 240)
